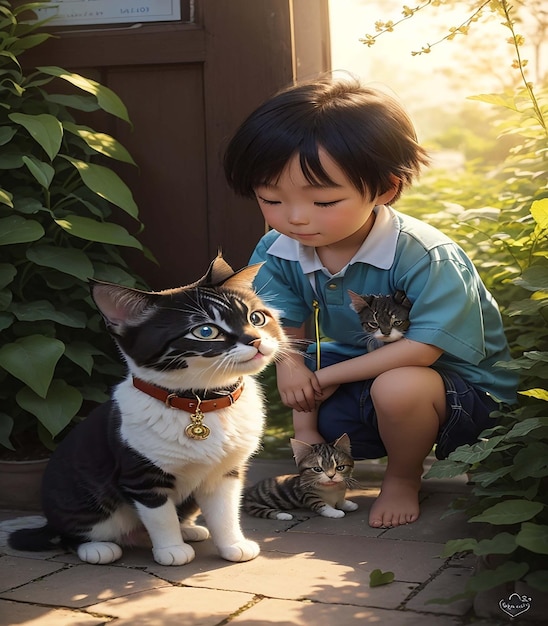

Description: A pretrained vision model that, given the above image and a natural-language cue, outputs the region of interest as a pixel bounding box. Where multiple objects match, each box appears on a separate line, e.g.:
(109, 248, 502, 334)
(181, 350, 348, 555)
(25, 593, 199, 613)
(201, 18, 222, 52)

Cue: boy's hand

(276, 360, 321, 412)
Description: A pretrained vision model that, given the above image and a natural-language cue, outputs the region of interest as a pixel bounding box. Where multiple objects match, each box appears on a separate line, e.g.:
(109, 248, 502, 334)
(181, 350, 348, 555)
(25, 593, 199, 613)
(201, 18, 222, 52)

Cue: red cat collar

(132, 376, 244, 412)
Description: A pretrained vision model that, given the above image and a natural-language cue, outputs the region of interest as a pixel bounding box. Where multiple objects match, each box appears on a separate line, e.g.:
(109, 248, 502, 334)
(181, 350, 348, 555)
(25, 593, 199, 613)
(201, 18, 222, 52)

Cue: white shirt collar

(266, 205, 399, 275)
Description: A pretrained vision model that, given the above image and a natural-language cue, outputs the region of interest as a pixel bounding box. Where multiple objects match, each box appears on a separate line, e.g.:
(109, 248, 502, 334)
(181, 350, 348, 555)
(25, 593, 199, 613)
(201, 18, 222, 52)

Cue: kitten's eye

(366, 322, 378, 330)
(249, 310, 267, 327)
(311, 467, 323, 473)
(394, 320, 404, 326)
(191, 325, 222, 340)
(336, 465, 347, 472)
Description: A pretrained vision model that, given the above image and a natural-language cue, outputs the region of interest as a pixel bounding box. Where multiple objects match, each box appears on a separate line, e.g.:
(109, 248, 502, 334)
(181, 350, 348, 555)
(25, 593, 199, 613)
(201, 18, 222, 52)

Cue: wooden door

(20, 0, 330, 287)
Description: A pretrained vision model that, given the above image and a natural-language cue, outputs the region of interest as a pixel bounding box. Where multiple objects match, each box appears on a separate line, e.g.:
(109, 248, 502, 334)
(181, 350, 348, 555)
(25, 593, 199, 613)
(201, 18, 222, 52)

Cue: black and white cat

(9, 255, 287, 566)
(348, 290, 411, 352)
(243, 434, 358, 520)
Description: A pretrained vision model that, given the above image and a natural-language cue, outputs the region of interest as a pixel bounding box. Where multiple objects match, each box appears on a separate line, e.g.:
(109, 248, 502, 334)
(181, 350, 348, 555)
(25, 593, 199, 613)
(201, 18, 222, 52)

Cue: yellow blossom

(402, 6, 414, 17)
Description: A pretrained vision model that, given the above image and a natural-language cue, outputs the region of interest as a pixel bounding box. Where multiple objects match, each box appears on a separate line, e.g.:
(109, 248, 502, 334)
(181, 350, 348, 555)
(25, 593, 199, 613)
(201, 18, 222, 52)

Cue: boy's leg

(369, 366, 447, 528)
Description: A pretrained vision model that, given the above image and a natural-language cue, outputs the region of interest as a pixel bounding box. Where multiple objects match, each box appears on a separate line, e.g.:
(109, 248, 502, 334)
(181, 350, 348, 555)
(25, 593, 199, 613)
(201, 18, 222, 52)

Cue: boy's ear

(375, 175, 401, 205)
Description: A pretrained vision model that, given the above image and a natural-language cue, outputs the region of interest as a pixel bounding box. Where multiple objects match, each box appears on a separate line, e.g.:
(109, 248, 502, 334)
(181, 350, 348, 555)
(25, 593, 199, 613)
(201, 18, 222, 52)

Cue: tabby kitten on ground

(9, 255, 286, 566)
(348, 290, 411, 352)
(243, 434, 358, 520)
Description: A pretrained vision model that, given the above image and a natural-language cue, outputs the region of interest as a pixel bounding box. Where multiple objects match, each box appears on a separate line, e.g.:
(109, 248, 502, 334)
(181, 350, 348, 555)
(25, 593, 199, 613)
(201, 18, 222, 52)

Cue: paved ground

(0, 458, 541, 625)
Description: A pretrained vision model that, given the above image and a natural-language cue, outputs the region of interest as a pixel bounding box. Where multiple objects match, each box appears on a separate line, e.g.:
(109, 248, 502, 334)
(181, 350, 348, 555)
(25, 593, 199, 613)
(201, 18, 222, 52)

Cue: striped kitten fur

(348, 290, 411, 352)
(243, 434, 358, 520)
(9, 255, 287, 566)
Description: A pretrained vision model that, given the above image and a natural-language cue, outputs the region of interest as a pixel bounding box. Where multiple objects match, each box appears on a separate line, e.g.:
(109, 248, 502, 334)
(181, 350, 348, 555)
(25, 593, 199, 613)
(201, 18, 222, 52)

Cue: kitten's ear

(394, 290, 412, 310)
(290, 438, 313, 465)
(222, 263, 264, 291)
(348, 290, 370, 313)
(90, 280, 153, 335)
(332, 433, 352, 455)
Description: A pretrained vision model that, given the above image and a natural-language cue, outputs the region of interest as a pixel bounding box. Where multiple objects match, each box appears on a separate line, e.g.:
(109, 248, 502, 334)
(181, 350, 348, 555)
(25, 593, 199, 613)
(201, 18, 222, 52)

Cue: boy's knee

(371, 367, 445, 414)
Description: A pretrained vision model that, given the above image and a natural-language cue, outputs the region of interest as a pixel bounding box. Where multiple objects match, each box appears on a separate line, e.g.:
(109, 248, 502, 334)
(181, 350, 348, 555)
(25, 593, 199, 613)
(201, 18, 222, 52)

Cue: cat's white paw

(77, 541, 122, 564)
(275, 512, 294, 520)
(153, 543, 195, 566)
(341, 499, 359, 512)
(180, 524, 210, 542)
(319, 506, 345, 519)
(218, 539, 260, 562)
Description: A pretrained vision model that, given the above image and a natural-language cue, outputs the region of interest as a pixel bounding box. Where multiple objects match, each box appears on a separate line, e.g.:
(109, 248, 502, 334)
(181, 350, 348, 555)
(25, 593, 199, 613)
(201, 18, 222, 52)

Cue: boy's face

(254, 150, 395, 250)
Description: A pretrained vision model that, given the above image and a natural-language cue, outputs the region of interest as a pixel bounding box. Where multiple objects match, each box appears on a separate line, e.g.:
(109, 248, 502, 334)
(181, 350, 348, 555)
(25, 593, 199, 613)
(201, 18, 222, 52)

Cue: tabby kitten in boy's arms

(9, 255, 287, 566)
(243, 434, 358, 520)
(348, 290, 411, 352)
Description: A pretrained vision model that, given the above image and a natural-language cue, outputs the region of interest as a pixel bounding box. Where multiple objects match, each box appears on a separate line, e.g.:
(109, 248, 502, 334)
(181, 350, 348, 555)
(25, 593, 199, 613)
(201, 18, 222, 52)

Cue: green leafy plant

(0, 1, 148, 456)
(359, 0, 548, 601)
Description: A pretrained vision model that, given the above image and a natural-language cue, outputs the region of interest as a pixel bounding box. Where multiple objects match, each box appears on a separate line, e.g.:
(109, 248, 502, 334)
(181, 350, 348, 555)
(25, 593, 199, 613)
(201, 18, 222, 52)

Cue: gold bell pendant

(185, 400, 211, 440)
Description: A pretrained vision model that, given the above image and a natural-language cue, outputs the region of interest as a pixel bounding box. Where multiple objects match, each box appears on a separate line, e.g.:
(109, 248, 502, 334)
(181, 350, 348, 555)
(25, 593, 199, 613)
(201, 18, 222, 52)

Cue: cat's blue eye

(191, 325, 221, 340)
(249, 311, 267, 327)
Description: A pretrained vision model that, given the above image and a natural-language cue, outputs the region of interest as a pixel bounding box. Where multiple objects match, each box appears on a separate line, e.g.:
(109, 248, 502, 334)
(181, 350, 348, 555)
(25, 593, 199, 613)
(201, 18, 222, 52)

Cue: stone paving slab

(0, 599, 106, 626)
(88, 586, 255, 626)
(1, 562, 171, 608)
(228, 597, 463, 626)
(0, 555, 65, 594)
(406, 565, 475, 616)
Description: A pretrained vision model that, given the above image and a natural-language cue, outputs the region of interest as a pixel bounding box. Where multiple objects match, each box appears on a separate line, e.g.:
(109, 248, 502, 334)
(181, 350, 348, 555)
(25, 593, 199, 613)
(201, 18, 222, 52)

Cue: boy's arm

(276, 325, 321, 412)
(315, 339, 443, 389)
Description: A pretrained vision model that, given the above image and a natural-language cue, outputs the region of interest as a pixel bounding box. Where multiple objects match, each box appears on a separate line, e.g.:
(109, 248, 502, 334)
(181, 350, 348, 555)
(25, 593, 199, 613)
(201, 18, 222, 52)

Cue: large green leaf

(38, 66, 131, 123)
(22, 155, 55, 189)
(25, 245, 94, 281)
(0, 188, 13, 207)
(469, 500, 544, 525)
(10, 301, 87, 327)
(0, 215, 44, 245)
(9, 112, 63, 161)
(447, 436, 509, 464)
(467, 561, 529, 593)
(0, 413, 15, 450)
(61, 156, 138, 218)
(64, 341, 103, 375)
(516, 523, 548, 555)
(0, 263, 16, 289)
(55, 215, 143, 249)
(16, 379, 82, 437)
(63, 122, 136, 165)
(531, 198, 548, 231)
(0, 335, 64, 397)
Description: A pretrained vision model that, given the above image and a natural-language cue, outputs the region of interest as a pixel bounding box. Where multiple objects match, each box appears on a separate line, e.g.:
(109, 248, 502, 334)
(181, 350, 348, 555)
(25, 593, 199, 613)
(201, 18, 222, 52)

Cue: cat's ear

(290, 438, 313, 465)
(394, 290, 412, 310)
(222, 263, 264, 291)
(201, 254, 235, 285)
(348, 290, 370, 313)
(90, 280, 153, 335)
(332, 433, 352, 455)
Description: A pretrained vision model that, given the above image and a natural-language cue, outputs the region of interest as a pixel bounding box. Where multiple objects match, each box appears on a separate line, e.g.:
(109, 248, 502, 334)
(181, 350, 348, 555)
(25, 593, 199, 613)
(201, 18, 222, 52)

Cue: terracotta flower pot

(0, 458, 48, 511)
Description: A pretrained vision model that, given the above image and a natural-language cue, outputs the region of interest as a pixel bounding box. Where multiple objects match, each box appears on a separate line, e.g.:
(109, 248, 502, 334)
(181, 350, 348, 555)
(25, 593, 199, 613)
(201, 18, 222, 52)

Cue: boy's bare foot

(369, 475, 421, 528)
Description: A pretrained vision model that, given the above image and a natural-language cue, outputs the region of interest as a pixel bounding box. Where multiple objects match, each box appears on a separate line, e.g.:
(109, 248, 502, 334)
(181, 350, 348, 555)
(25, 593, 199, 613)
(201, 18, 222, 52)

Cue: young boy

(223, 76, 517, 529)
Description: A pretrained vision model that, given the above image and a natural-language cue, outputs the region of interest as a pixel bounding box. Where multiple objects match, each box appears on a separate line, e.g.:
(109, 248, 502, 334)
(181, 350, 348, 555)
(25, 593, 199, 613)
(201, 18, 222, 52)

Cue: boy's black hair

(224, 76, 429, 204)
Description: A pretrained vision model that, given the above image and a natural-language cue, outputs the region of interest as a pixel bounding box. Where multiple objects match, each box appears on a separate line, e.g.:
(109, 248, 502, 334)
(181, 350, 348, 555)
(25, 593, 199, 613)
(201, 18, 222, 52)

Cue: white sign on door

(33, 1, 182, 26)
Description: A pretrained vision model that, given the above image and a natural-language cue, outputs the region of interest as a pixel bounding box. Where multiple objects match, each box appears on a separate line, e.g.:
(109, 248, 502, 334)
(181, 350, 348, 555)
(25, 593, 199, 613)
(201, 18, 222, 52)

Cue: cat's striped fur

(243, 434, 358, 520)
(9, 255, 287, 566)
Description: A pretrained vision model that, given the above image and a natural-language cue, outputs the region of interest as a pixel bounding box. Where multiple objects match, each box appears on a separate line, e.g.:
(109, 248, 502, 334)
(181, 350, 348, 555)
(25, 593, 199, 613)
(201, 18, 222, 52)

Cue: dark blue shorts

(315, 352, 500, 461)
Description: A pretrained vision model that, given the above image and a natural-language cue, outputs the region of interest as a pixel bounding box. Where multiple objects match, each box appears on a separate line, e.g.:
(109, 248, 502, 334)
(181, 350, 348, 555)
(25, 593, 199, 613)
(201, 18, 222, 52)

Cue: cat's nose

(248, 338, 261, 349)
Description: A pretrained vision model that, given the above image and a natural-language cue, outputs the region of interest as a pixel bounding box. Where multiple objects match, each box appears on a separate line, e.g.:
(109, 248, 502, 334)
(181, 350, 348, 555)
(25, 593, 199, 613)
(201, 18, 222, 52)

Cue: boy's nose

(288, 206, 309, 224)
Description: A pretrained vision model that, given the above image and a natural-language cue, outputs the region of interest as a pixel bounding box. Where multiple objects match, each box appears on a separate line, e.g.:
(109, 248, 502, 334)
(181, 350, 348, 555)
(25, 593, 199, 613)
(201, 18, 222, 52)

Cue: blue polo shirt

(250, 205, 518, 405)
